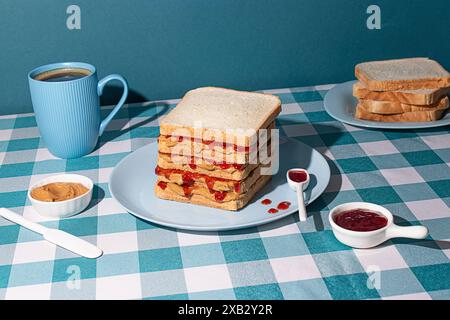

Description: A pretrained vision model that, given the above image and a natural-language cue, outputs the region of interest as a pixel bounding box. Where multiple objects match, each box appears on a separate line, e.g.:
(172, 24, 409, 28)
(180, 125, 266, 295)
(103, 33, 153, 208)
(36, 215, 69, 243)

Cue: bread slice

(160, 87, 281, 146)
(355, 58, 450, 91)
(157, 152, 258, 181)
(355, 104, 447, 122)
(353, 81, 450, 105)
(156, 165, 262, 195)
(155, 174, 271, 211)
(359, 96, 449, 115)
(156, 164, 262, 192)
(158, 121, 275, 156)
(158, 134, 272, 165)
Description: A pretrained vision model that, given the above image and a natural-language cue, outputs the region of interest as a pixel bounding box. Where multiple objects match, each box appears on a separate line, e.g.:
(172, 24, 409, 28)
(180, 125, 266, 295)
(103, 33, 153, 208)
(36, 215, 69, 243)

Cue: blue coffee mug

(28, 62, 128, 159)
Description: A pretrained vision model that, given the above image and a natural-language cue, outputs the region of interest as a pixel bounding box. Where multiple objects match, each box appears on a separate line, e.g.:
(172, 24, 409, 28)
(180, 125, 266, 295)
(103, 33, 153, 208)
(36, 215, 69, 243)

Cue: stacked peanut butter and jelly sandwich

(353, 58, 450, 122)
(155, 87, 281, 210)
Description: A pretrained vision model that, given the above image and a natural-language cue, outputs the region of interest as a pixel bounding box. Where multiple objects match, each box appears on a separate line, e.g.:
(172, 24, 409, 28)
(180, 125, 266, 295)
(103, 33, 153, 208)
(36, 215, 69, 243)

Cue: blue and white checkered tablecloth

(0, 84, 449, 300)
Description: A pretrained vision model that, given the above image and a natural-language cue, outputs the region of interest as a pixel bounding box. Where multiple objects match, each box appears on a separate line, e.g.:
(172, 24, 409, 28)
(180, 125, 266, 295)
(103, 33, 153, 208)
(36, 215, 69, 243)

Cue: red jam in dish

(268, 208, 278, 214)
(277, 201, 291, 210)
(288, 170, 308, 183)
(333, 209, 388, 232)
(261, 199, 272, 205)
(157, 181, 167, 190)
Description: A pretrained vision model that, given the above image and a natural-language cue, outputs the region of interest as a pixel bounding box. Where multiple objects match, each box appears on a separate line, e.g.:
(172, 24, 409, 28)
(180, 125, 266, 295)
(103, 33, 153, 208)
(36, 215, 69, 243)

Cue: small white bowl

(28, 174, 93, 218)
(329, 202, 428, 249)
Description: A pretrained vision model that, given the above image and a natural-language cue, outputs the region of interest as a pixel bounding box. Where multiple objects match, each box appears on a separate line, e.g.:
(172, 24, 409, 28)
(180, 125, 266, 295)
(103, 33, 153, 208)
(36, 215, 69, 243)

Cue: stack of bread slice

(155, 87, 281, 210)
(353, 58, 450, 122)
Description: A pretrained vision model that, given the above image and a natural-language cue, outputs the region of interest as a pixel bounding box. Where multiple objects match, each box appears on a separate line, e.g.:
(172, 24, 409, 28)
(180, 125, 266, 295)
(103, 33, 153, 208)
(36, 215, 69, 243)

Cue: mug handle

(97, 74, 129, 136)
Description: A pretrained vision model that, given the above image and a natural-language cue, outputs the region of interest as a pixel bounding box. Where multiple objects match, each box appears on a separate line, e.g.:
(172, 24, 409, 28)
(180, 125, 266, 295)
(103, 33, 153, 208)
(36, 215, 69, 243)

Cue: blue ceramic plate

(109, 138, 330, 231)
(324, 80, 450, 129)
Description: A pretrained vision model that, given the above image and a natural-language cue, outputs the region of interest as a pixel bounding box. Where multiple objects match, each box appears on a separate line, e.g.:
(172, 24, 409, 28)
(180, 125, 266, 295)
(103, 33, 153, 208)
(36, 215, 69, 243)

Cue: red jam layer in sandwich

(160, 135, 251, 153)
(159, 153, 246, 171)
(155, 166, 242, 195)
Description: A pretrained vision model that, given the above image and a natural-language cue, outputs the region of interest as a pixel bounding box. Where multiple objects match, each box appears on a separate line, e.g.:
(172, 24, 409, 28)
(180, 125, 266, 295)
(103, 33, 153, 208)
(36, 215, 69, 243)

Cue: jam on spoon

(288, 170, 308, 183)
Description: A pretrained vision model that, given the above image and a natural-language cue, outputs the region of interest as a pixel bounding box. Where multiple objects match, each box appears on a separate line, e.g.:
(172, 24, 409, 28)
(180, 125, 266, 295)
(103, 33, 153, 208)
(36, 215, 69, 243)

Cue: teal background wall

(0, 0, 449, 115)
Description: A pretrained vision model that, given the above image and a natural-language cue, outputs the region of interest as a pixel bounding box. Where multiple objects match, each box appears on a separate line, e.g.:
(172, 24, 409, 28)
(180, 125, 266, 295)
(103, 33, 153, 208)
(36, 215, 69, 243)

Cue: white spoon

(286, 168, 310, 222)
(0, 208, 102, 259)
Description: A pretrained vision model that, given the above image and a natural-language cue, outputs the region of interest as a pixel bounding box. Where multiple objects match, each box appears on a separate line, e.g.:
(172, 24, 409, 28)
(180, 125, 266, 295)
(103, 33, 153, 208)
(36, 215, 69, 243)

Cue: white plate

(324, 80, 450, 129)
(109, 138, 330, 231)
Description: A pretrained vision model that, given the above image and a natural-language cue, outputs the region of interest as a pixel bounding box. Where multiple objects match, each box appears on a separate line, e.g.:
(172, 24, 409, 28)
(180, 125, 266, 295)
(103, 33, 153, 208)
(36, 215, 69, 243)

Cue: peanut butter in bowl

(28, 174, 94, 218)
(31, 182, 89, 202)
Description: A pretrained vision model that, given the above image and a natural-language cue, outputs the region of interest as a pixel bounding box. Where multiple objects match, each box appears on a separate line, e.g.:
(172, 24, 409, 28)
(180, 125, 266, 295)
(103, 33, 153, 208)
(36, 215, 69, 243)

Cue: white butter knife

(0, 208, 102, 259)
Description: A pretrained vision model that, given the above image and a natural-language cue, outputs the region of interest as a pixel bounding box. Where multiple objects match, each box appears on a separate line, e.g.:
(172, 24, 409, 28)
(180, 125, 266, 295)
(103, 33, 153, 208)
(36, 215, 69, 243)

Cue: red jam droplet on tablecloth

(261, 199, 272, 205)
(268, 208, 278, 214)
(277, 201, 291, 210)
(333, 209, 388, 232)
(157, 181, 167, 190)
(288, 170, 308, 183)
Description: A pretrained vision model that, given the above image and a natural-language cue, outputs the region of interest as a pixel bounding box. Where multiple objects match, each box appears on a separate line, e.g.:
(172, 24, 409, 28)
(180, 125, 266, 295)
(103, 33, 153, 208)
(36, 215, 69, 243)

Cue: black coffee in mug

(33, 67, 92, 82)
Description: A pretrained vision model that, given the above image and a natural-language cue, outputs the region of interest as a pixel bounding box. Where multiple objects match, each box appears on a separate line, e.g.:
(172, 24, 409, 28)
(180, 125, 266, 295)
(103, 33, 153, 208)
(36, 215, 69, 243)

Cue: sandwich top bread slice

(358, 96, 449, 115)
(353, 81, 450, 105)
(355, 58, 450, 91)
(160, 87, 281, 146)
(355, 104, 447, 122)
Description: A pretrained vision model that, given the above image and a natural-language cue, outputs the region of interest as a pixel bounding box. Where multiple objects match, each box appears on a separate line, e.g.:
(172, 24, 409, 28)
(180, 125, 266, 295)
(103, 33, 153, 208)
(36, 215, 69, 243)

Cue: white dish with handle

(329, 202, 429, 249)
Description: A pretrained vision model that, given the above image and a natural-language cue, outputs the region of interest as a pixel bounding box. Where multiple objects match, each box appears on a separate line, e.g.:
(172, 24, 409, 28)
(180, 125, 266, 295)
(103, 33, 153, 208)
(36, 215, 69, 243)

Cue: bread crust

(353, 81, 450, 105)
(155, 174, 271, 211)
(355, 58, 450, 91)
(355, 104, 447, 122)
(358, 96, 449, 115)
